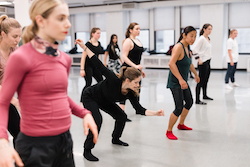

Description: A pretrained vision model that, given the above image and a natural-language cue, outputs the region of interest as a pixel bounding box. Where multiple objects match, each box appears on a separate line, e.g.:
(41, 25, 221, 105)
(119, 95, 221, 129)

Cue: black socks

(112, 138, 129, 146)
(83, 149, 99, 161)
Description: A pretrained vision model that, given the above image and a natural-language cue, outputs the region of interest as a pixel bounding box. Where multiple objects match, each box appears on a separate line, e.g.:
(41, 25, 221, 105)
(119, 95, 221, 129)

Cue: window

(137, 29, 149, 51)
(75, 32, 90, 53)
(155, 30, 174, 53)
(99, 31, 107, 50)
(180, 28, 200, 50)
(232, 28, 250, 54)
(59, 36, 72, 53)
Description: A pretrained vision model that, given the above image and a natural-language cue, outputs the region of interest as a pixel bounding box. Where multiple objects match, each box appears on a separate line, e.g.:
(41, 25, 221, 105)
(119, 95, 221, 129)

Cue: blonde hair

(0, 15, 21, 40)
(229, 29, 237, 38)
(22, 0, 66, 44)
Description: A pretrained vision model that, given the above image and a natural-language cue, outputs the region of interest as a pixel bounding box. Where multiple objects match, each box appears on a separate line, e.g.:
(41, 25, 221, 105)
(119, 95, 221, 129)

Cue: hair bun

(0, 15, 8, 24)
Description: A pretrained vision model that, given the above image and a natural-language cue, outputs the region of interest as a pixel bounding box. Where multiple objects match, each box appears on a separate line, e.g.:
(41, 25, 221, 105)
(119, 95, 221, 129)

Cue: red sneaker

(177, 124, 192, 130)
(166, 131, 178, 140)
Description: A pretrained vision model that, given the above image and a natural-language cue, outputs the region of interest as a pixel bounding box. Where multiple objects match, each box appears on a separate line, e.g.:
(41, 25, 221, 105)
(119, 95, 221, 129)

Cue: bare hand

(141, 71, 146, 78)
(75, 39, 85, 49)
(230, 61, 234, 66)
(179, 79, 188, 89)
(11, 98, 21, 112)
(194, 75, 200, 83)
(80, 70, 85, 77)
(83, 113, 98, 144)
(155, 109, 164, 116)
(198, 59, 203, 65)
(135, 64, 143, 71)
(0, 139, 24, 167)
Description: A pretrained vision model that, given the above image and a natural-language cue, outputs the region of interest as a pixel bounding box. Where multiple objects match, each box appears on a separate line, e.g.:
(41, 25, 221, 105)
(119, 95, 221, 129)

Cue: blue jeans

(225, 62, 237, 83)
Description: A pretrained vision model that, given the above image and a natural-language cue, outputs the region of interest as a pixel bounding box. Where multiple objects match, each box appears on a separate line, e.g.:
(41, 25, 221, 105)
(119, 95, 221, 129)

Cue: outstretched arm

(75, 39, 116, 79)
(145, 109, 164, 116)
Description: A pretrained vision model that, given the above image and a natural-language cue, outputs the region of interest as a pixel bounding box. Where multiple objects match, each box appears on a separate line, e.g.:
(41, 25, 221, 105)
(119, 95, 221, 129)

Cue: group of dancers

(0, 0, 240, 166)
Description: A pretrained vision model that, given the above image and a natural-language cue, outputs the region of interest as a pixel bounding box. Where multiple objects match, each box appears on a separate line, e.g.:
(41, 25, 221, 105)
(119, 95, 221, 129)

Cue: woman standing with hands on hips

(80, 27, 104, 103)
(76, 38, 164, 162)
(166, 26, 200, 140)
(120, 22, 145, 114)
(192, 24, 213, 105)
(0, 0, 98, 166)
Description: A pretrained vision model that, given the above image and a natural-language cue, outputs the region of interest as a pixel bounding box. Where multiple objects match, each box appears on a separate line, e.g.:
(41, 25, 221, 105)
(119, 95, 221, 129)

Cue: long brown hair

(125, 22, 139, 38)
(200, 23, 212, 40)
(116, 66, 141, 96)
(0, 15, 21, 41)
(22, 0, 66, 44)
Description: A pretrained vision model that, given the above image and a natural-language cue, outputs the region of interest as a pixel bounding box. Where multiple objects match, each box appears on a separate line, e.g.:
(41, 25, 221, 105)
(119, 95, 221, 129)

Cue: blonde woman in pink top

(0, 15, 22, 147)
(0, 0, 98, 167)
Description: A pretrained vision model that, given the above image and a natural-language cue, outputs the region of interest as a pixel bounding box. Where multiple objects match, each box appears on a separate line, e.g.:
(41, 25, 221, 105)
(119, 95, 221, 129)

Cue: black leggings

(196, 59, 211, 102)
(82, 94, 127, 150)
(8, 103, 20, 147)
(170, 86, 193, 117)
(80, 65, 103, 103)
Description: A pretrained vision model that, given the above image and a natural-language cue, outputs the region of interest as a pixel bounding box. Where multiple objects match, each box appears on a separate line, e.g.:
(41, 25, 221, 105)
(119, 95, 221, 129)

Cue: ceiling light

(0, 2, 12, 5)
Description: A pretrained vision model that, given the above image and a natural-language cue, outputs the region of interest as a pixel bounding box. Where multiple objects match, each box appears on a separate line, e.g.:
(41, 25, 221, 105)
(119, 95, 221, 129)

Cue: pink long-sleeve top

(0, 42, 90, 140)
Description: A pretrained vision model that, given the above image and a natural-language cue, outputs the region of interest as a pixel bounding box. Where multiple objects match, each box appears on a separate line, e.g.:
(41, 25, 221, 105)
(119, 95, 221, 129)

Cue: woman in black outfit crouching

(76, 39, 164, 162)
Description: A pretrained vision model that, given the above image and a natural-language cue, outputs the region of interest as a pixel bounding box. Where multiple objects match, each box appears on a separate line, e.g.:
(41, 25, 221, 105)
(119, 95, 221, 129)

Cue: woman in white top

(225, 29, 239, 90)
(193, 24, 213, 105)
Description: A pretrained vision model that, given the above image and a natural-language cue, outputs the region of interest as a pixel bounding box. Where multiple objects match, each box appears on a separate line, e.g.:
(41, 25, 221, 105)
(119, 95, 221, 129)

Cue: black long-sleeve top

(84, 56, 146, 115)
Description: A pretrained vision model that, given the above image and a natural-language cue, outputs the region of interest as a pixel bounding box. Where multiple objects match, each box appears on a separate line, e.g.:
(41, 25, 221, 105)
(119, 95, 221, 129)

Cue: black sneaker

(112, 138, 129, 146)
(83, 149, 99, 161)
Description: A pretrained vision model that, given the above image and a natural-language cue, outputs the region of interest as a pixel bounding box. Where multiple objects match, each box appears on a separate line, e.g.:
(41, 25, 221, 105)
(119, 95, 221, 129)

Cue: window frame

(154, 29, 175, 54)
(228, 28, 250, 55)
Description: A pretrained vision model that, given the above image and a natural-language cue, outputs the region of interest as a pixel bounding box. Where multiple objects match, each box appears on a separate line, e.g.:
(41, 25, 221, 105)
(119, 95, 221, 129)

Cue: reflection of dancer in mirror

(76, 38, 164, 162)
(119, 23, 145, 121)
(104, 34, 123, 73)
(0, 1, 98, 167)
(0, 15, 21, 147)
(166, 26, 200, 140)
(225, 29, 240, 90)
(80, 27, 104, 103)
(193, 24, 213, 105)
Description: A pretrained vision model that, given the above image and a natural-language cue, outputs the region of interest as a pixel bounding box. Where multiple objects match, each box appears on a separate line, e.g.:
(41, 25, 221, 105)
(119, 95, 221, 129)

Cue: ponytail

(116, 66, 141, 96)
(200, 23, 212, 40)
(0, 15, 21, 41)
(125, 22, 139, 38)
(22, 23, 37, 44)
(177, 26, 196, 43)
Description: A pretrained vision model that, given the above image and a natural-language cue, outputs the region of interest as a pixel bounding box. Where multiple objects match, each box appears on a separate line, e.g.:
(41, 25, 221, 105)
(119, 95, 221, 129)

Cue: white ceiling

(0, 0, 172, 8)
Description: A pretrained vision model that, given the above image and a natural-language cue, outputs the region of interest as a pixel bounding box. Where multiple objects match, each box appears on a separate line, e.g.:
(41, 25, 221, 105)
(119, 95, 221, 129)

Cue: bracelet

(83, 46, 87, 51)
(80, 69, 84, 71)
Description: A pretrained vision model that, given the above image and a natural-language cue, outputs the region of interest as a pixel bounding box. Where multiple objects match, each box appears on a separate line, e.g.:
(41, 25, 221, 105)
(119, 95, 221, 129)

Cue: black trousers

(8, 103, 20, 147)
(80, 65, 103, 103)
(196, 59, 211, 102)
(15, 131, 75, 167)
(82, 94, 127, 150)
(170, 86, 193, 117)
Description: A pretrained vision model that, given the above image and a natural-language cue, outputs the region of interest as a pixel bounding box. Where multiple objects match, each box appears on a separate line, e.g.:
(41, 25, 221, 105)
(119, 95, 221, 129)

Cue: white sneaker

(225, 84, 233, 90)
(232, 82, 240, 87)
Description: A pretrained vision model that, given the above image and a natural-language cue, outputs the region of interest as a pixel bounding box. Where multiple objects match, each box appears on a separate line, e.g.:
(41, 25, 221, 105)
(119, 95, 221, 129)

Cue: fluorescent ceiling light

(0, 2, 12, 5)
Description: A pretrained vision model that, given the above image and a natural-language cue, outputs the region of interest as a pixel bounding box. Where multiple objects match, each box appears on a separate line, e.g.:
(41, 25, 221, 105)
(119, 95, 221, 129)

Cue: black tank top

(123, 39, 144, 67)
(85, 41, 104, 67)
